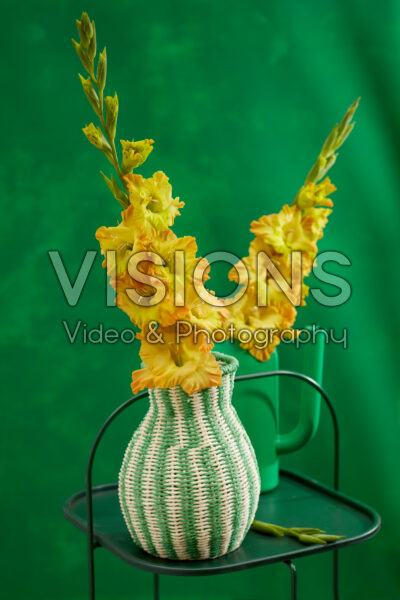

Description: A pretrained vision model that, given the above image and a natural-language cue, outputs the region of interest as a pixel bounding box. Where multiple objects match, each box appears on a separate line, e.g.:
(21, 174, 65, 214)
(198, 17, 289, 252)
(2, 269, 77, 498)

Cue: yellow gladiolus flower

(131, 327, 222, 395)
(121, 138, 154, 172)
(185, 284, 229, 333)
(295, 177, 335, 210)
(96, 205, 153, 277)
(125, 171, 184, 232)
(110, 232, 207, 330)
(251, 205, 317, 256)
(225, 284, 298, 362)
(229, 236, 311, 289)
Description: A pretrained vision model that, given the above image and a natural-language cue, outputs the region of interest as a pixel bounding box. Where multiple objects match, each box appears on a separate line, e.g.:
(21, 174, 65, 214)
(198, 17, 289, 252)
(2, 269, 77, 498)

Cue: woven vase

(118, 352, 261, 560)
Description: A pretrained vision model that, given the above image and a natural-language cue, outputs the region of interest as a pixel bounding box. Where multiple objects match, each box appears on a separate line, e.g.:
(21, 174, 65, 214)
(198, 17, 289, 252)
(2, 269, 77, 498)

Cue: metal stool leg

(88, 540, 99, 600)
(333, 550, 339, 600)
(284, 560, 297, 600)
(154, 573, 159, 600)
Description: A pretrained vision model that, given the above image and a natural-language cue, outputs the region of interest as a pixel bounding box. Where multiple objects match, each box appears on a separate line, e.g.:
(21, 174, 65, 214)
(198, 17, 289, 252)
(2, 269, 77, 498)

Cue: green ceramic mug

(219, 327, 325, 492)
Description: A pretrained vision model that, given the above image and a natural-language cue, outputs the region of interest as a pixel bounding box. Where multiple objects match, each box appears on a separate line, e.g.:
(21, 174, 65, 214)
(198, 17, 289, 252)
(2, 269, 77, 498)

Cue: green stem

(91, 73, 128, 198)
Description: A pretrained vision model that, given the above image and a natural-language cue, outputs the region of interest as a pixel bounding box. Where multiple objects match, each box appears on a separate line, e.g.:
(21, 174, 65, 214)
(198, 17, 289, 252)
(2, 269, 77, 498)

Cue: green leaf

(252, 520, 285, 537)
(252, 520, 346, 547)
(289, 527, 325, 535)
(316, 534, 345, 542)
(101, 172, 129, 208)
(297, 533, 327, 545)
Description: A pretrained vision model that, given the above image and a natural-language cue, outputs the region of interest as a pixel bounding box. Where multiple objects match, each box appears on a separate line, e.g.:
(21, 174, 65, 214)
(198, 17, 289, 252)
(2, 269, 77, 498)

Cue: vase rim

(212, 351, 239, 376)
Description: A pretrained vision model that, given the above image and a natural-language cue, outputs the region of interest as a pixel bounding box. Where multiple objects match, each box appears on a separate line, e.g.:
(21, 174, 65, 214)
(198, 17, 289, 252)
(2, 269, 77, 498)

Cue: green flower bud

(88, 21, 97, 62)
(121, 138, 154, 174)
(295, 98, 360, 195)
(306, 155, 326, 183)
(78, 74, 100, 115)
(321, 125, 338, 155)
(105, 93, 118, 141)
(337, 122, 354, 147)
(337, 97, 360, 136)
(72, 39, 92, 74)
(82, 123, 112, 155)
(77, 12, 93, 49)
(97, 48, 107, 93)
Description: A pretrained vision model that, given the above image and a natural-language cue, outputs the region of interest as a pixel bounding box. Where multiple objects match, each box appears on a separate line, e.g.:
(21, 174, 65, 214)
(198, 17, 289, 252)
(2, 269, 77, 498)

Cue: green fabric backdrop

(1, 0, 399, 598)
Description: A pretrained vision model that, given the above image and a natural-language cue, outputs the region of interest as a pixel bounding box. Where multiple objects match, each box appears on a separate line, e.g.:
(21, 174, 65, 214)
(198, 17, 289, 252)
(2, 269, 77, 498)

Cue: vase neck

(148, 371, 236, 418)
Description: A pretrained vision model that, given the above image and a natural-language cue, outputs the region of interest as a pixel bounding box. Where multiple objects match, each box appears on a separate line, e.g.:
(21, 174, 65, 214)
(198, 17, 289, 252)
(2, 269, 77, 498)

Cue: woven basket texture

(118, 352, 261, 560)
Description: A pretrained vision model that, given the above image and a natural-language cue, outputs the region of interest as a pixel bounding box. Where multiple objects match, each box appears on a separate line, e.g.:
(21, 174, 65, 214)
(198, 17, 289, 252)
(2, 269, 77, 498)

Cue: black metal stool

(63, 371, 380, 600)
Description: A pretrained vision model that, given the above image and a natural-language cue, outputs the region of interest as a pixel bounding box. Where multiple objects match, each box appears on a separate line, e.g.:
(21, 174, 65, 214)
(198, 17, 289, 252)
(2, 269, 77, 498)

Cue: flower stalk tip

(302, 98, 360, 187)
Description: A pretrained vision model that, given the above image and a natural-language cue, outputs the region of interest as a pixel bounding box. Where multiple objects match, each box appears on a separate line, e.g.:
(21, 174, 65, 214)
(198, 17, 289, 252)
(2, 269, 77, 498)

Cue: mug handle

(276, 327, 325, 454)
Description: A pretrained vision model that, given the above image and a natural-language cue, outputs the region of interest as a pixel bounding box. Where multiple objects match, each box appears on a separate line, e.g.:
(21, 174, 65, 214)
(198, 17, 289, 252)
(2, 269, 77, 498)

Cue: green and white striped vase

(118, 352, 261, 560)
